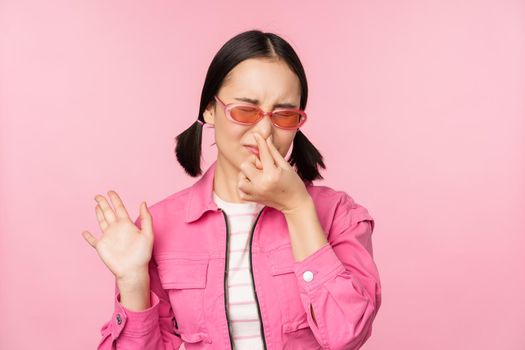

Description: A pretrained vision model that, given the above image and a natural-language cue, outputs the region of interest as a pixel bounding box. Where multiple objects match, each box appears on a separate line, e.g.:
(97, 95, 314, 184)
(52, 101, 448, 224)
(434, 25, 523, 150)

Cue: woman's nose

(250, 114, 273, 138)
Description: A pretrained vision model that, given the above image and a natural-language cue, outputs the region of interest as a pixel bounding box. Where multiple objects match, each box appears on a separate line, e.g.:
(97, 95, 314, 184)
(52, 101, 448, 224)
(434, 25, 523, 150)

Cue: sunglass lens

(273, 111, 302, 128)
(230, 106, 260, 123)
(230, 106, 302, 128)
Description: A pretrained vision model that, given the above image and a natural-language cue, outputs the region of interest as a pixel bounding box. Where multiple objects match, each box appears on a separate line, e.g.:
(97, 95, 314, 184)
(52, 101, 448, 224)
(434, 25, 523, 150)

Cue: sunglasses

(214, 95, 307, 130)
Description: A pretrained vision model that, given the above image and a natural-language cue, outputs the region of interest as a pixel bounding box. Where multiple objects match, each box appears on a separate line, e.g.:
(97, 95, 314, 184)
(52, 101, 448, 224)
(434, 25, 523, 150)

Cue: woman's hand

(237, 132, 311, 215)
(81, 190, 154, 283)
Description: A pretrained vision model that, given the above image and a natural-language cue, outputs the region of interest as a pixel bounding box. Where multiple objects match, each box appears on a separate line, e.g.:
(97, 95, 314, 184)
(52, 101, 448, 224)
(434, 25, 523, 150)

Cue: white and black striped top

(213, 191, 265, 349)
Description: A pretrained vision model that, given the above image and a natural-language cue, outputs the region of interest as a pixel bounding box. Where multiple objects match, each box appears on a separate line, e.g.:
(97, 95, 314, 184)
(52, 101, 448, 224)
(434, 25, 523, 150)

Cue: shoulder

(306, 183, 375, 233)
(150, 187, 192, 211)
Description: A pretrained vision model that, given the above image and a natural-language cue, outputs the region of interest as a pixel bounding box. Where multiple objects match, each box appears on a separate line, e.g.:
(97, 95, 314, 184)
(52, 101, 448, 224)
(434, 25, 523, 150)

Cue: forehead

(220, 58, 301, 101)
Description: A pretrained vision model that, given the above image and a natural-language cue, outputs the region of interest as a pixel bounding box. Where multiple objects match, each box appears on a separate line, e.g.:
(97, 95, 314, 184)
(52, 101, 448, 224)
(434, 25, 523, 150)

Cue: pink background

(1, 1, 524, 349)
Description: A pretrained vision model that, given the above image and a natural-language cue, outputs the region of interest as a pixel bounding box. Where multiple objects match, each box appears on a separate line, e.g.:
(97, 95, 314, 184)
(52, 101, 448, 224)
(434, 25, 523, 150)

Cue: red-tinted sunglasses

(214, 95, 307, 130)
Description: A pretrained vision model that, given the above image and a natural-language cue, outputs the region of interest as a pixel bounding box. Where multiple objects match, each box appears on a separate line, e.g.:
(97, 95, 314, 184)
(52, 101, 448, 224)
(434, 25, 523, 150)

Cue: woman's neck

(213, 157, 247, 204)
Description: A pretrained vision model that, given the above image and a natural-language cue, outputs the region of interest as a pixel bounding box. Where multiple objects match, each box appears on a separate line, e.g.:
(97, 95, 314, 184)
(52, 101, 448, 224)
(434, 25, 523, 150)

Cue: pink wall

(1, 0, 524, 349)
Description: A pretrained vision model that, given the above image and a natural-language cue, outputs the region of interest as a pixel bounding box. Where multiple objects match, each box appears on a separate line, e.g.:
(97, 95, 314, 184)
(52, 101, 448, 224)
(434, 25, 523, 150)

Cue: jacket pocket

(267, 244, 310, 331)
(156, 253, 212, 344)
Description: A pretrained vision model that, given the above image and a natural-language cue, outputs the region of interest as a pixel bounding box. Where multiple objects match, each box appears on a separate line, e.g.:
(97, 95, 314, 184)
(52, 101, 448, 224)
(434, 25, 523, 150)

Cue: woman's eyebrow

(234, 97, 298, 109)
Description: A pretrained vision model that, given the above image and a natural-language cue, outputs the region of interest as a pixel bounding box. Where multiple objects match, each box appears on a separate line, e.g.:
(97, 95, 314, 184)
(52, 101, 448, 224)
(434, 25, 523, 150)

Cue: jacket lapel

(184, 160, 220, 223)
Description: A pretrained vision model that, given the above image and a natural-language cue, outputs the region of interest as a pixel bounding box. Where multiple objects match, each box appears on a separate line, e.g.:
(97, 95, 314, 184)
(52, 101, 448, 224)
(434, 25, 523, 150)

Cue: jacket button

(302, 270, 314, 282)
(116, 313, 122, 325)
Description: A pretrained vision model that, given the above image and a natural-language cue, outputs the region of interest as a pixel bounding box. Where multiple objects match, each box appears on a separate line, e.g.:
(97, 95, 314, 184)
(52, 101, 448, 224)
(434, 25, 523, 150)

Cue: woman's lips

(244, 145, 259, 156)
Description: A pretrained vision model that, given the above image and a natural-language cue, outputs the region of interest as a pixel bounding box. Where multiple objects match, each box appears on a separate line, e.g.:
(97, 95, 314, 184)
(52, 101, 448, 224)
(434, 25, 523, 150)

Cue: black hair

(174, 29, 325, 183)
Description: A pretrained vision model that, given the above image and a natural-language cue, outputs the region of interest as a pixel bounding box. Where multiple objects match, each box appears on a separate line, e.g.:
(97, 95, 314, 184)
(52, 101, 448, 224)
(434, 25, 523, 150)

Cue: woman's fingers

(266, 136, 288, 168)
(255, 157, 263, 170)
(81, 230, 97, 248)
(107, 190, 130, 220)
(237, 170, 255, 199)
(240, 154, 260, 180)
(95, 205, 108, 231)
(138, 202, 153, 238)
(94, 194, 116, 223)
(253, 133, 276, 169)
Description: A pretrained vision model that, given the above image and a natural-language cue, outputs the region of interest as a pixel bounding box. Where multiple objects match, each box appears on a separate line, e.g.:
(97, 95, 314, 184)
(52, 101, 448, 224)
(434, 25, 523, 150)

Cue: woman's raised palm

(82, 190, 153, 281)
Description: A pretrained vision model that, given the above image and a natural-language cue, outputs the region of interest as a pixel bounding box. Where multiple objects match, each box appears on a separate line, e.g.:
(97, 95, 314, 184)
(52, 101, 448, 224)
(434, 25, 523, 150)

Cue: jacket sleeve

(97, 216, 183, 349)
(292, 192, 381, 350)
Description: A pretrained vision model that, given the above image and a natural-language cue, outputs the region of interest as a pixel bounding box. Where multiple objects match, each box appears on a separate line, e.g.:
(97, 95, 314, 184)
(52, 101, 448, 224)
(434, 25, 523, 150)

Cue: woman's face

(203, 57, 302, 171)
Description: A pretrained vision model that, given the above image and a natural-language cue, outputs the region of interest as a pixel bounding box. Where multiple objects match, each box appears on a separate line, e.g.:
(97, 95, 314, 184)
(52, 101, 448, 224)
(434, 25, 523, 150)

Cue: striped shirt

(212, 191, 265, 349)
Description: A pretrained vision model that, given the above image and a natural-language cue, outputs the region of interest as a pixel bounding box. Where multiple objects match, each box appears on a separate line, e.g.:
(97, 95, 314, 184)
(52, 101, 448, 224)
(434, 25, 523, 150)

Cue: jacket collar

(184, 160, 221, 223)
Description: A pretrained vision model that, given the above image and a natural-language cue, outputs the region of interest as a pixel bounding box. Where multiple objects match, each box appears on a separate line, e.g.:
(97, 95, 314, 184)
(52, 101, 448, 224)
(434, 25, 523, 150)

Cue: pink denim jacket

(97, 160, 381, 349)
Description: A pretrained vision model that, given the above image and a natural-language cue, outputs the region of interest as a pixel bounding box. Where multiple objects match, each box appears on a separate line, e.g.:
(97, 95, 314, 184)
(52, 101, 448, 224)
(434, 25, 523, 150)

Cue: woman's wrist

(117, 272, 152, 312)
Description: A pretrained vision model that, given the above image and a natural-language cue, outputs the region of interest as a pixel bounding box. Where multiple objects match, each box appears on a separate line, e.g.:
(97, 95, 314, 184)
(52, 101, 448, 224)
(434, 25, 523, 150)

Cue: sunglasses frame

(214, 95, 307, 130)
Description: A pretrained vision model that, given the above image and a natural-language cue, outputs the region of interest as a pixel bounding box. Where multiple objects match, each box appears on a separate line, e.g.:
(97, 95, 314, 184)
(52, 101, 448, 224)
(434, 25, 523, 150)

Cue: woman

(83, 29, 381, 350)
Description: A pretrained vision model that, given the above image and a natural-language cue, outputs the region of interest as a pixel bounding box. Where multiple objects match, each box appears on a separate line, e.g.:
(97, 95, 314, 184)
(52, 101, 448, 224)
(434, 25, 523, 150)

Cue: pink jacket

(97, 160, 381, 350)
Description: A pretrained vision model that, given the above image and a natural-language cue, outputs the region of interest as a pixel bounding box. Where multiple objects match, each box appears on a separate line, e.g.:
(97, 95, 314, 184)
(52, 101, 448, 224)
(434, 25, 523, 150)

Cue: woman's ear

(203, 102, 216, 125)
